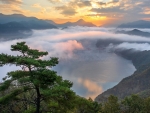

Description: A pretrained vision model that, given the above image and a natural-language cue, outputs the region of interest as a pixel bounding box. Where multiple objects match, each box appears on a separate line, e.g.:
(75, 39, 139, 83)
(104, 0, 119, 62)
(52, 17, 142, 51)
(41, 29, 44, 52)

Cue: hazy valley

(0, 14, 150, 100)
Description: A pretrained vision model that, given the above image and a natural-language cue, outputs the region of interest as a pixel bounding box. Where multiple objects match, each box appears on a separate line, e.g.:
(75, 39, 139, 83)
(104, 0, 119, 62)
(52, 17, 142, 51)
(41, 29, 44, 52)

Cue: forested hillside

(95, 50, 150, 103)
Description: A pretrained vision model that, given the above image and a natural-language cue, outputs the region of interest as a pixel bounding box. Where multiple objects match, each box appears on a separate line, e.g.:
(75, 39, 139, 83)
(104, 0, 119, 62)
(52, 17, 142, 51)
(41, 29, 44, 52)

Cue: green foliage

(0, 42, 76, 113)
(1, 42, 150, 113)
(74, 96, 102, 113)
(103, 95, 120, 113)
(121, 95, 145, 113)
(144, 97, 150, 112)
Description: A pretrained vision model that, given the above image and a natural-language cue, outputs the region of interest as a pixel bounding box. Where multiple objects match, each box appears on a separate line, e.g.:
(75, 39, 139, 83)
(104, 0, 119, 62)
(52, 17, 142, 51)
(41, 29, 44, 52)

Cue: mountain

(0, 13, 36, 24)
(115, 29, 150, 37)
(118, 20, 150, 28)
(20, 20, 57, 30)
(74, 19, 96, 27)
(0, 22, 31, 33)
(0, 22, 32, 40)
(95, 50, 150, 103)
(44, 20, 57, 25)
(46, 19, 96, 27)
(0, 13, 96, 28)
(0, 13, 57, 29)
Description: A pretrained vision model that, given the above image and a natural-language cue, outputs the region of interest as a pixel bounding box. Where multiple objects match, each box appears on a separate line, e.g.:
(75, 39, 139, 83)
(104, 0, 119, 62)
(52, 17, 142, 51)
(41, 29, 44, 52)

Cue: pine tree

(0, 42, 76, 113)
(103, 95, 120, 113)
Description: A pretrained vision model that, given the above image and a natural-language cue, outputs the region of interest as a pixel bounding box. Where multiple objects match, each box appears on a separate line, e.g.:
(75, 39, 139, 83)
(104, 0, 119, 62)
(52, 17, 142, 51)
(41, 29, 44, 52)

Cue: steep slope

(95, 50, 150, 103)
(95, 65, 150, 102)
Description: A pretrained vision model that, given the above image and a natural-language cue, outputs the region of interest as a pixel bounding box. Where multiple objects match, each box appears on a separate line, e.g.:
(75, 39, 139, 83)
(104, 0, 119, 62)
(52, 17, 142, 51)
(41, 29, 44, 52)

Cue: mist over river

(1, 26, 150, 99)
(53, 44, 136, 99)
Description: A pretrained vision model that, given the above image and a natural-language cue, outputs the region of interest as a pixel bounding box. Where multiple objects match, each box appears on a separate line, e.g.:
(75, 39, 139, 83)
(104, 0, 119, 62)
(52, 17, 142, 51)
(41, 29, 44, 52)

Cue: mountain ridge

(45, 19, 96, 27)
(115, 29, 150, 37)
(118, 20, 150, 28)
(0, 21, 32, 40)
(95, 50, 150, 103)
(0, 13, 57, 29)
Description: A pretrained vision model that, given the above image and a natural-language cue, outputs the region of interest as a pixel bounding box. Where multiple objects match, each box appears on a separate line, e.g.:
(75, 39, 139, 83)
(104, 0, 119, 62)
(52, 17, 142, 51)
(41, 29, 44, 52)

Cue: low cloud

(1, 26, 150, 99)
(112, 42, 150, 51)
(78, 78, 103, 99)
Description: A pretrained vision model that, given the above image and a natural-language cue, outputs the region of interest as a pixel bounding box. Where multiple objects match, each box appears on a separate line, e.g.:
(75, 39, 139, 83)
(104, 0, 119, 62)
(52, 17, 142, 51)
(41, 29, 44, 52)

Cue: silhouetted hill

(118, 20, 150, 28)
(74, 19, 96, 27)
(44, 20, 57, 25)
(0, 13, 57, 29)
(0, 13, 96, 28)
(116, 50, 150, 69)
(0, 22, 32, 40)
(0, 22, 31, 33)
(95, 50, 150, 103)
(0, 13, 37, 24)
(116, 29, 150, 37)
(20, 20, 57, 29)
(46, 19, 96, 27)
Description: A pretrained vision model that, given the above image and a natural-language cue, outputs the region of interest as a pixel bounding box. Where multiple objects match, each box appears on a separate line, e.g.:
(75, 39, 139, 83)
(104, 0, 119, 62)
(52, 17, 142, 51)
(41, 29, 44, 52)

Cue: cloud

(112, 42, 150, 51)
(87, 0, 150, 25)
(1, 27, 150, 99)
(0, 0, 22, 5)
(48, 0, 61, 3)
(0, 2, 30, 15)
(54, 0, 92, 16)
(0, 0, 23, 13)
(96, 2, 106, 6)
(90, 7, 124, 13)
(55, 6, 77, 16)
(32, 3, 47, 13)
(32, 3, 41, 8)
(78, 78, 103, 99)
(49, 40, 84, 59)
(68, 0, 92, 8)
(77, 1, 91, 8)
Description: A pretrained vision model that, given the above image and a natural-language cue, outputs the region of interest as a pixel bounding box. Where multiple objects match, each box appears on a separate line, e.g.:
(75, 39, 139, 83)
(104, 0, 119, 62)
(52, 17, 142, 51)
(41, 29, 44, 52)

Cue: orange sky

(0, 0, 150, 26)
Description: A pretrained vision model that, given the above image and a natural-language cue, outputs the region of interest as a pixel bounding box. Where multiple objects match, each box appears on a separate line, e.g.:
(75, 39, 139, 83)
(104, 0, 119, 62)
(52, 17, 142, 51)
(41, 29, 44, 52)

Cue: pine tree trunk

(36, 87, 41, 113)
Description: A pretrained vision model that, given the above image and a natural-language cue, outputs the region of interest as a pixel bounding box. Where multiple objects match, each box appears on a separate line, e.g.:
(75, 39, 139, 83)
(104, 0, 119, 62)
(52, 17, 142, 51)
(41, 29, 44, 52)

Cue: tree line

(0, 42, 150, 113)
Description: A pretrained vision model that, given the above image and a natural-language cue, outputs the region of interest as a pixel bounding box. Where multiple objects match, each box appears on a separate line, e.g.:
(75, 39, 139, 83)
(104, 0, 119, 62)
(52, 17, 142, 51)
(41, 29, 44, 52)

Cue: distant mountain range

(0, 13, 57, 30)
(115, 29, 150, 37)
(0, 13, 97, 41)
(118, 20, 150, 28)
(0, 13, 58, 40)
(95, 50, 150, 103)
(1, 13, 150, 29)
(46, 19, 96, 27)
(0, 22, 32, 40)
(0, 13, 96, 28)
(0, 22, 31, 33)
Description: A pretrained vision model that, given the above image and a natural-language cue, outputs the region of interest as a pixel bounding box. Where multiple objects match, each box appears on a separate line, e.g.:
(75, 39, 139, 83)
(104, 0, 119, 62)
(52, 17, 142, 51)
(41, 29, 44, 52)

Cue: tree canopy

(0, 42, 76, 113)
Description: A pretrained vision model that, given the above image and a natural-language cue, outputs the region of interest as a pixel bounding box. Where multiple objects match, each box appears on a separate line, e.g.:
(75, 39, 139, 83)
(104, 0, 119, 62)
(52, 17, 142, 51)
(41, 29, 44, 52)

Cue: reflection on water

(54, 51, 136, 99)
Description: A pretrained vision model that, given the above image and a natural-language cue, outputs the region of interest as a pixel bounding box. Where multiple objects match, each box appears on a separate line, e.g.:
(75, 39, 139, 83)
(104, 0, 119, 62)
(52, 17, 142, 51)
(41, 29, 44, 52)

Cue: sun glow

(91, 2, 99, 8)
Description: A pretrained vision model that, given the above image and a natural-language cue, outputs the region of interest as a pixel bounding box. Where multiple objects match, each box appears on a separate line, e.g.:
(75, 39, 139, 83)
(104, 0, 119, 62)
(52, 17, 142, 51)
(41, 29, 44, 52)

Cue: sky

(0, 0, 150, 26)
